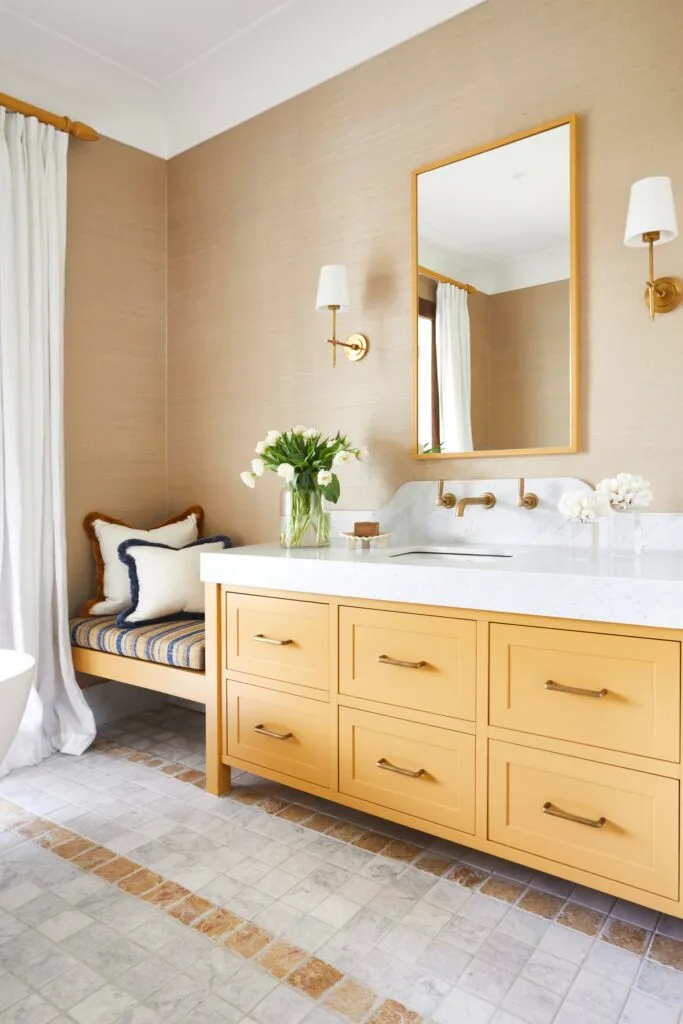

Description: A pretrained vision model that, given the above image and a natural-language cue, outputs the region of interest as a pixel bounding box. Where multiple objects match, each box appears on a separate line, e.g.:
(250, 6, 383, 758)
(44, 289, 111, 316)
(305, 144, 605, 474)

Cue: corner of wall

(163, 156, 170, 518)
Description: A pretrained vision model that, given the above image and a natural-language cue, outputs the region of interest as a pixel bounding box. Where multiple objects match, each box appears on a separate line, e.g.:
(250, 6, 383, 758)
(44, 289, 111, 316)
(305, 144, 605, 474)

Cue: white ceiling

(418, 124, 571, 263)
(1, 0, 295, 83)
(0, 0, 487, 157)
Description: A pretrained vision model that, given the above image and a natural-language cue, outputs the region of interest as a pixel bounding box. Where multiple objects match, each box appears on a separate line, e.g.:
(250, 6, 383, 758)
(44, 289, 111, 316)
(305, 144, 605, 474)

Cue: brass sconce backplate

(643, 276, 683, 315)
(344, 333, 369, 362)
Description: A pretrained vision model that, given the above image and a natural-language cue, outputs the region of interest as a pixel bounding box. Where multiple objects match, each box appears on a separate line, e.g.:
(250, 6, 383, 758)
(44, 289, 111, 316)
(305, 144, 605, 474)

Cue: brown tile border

(195, 907, 243, 939)
(557, 901, 606, 937)
(480, 875, 525, 904)
(446, 863, 487, 888)
(288, 957, 344, 999)
(91, 738, 683, 970)
(602, 917, 651, 955)
(649, 934, 683, 970)
(257, 940, 308, 979)
(326, 978, 377, 1022)
(142, 880, 191, 907)
(517, 888, 565, 920)
(0, 797, 397, 1023)
(367, 999, 423, 1023)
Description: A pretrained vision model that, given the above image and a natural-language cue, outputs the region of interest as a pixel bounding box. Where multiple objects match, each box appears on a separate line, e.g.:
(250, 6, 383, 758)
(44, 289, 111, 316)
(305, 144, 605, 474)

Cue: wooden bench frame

(72, 588, 230, 796)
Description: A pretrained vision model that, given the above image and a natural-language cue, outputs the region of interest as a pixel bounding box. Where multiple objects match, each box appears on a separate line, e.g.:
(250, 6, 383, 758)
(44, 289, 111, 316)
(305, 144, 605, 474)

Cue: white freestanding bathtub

(0, 650, 35, 765)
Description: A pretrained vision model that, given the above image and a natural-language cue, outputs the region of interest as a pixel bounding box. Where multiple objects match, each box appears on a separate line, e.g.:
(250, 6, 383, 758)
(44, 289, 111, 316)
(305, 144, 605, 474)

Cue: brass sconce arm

(642, 230, 682, 320)
(325, 305, 369, 368)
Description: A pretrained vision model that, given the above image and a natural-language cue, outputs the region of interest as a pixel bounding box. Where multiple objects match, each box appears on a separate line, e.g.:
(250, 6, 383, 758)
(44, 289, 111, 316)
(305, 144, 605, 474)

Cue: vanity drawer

(339, 606, 476, 720)
(226, 594, 329, 690)
(489, 623, 680, 761)
(489, 740, 679, 898)
(225, 679, 330, 787)
(338, 707, 475, 833)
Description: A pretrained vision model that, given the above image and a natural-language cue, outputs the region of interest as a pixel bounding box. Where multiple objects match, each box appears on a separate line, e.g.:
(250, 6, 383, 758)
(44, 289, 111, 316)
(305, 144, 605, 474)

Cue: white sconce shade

(624, 176, 679, 247)
(316, 265, 350, 310)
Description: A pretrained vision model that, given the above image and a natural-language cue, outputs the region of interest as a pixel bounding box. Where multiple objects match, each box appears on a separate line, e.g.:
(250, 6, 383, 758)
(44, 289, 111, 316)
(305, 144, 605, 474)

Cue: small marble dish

(340, 531, 392, 551)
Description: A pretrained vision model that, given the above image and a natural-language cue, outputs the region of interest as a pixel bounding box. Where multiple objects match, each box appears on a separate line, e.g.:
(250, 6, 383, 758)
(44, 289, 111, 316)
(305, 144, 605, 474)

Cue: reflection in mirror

(415, 118, 577, 458)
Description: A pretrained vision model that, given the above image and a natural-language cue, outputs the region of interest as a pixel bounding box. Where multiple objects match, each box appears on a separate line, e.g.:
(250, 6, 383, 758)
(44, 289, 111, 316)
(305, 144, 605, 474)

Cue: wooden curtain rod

(0, 92, 99, 141)
(418, 265, 477, 294)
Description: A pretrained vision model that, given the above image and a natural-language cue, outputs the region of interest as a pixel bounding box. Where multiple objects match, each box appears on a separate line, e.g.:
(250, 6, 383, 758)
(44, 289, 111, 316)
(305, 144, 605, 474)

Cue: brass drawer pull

(376, 757, 426, 779)
(542, 801, 606, 829)
(253, 634, 294, 646)
(545, 680, 608, 699)
(253, 724, 294, 741)
(377, 654, 427, 670)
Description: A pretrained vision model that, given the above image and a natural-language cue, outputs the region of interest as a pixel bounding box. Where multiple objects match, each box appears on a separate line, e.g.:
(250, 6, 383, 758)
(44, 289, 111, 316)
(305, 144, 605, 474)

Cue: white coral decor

(596, 473, 653, 511)
(558, 489, 609, 522)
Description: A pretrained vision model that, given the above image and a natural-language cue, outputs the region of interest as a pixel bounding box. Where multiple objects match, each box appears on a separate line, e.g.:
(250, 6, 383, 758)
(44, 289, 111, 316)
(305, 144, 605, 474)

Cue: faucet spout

(455, 492, 496, 518)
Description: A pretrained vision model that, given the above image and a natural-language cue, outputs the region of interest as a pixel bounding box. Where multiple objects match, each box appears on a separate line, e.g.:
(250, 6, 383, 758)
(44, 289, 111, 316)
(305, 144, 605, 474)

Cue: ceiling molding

(0, 0, 486, 159)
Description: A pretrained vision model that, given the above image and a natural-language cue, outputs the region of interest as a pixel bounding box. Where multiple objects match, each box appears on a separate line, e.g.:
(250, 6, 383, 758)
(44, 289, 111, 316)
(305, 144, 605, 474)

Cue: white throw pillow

(84, 510, 201, 615)
(116, 536, 231, 625)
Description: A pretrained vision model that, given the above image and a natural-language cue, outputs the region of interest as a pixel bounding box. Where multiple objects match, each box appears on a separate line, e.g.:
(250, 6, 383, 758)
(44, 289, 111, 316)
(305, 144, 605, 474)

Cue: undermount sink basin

(389, 547, 512, 563)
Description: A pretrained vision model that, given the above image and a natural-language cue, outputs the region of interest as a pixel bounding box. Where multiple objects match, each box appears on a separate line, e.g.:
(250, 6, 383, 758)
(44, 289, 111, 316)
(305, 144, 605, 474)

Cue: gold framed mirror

(412, 115, 579, 459)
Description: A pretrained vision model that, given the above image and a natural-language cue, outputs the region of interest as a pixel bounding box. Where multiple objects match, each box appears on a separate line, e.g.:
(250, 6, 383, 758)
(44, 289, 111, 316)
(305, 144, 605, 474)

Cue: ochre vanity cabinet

(208, 586, 683, 918)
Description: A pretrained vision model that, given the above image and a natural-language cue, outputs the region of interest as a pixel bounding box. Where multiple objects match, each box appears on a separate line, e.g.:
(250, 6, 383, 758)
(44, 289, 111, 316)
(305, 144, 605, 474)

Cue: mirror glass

(414, 118, 577, 458)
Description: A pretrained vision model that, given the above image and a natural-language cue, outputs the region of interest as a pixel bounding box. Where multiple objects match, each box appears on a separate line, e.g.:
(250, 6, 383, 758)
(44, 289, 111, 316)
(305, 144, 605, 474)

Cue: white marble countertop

(201, 542, 683, 630)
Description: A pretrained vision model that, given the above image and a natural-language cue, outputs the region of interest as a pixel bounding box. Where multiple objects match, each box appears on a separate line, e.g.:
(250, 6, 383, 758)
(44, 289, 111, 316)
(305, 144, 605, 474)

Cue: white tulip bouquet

(241, 427, 368, 547)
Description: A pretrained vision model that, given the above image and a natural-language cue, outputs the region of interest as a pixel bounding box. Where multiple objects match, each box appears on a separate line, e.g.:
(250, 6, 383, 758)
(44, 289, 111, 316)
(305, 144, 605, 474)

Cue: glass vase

(280, 487, 331, 549)
(566, 518, 600, 562)
(607, 508, 642, 559)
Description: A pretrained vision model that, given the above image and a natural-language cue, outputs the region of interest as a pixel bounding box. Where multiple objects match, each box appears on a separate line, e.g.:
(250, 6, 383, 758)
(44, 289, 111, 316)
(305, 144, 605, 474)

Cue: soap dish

(340, 531, 392, 551)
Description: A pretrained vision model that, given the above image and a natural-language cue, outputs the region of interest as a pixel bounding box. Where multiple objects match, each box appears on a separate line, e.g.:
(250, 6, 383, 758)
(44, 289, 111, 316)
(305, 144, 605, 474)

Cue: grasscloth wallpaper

(65, 0, 683, 600)
(65, 138, 167, 610)
(486, 281, 570, 452)
(164, 0, 683, 542)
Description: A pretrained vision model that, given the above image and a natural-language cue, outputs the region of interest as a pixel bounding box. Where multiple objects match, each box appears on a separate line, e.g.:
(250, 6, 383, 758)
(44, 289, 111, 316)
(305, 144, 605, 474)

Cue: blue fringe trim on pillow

(116, 534, 232, 627)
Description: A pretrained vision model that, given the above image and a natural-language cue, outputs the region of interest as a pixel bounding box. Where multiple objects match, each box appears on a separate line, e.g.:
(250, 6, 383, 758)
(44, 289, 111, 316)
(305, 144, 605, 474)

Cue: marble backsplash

(330, 477, 683, 552)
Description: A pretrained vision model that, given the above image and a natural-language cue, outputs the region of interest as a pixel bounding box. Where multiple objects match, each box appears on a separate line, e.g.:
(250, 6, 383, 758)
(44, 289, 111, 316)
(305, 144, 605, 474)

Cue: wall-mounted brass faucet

(516, 478, 539, 510)
(436, 480, 456, 509)
(455, 492, 496, 518)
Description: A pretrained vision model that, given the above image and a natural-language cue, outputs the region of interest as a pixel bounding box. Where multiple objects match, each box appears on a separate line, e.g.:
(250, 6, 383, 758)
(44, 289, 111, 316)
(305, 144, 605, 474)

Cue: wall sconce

(315, 265, 369, 368)
(624, 176, 681, 320)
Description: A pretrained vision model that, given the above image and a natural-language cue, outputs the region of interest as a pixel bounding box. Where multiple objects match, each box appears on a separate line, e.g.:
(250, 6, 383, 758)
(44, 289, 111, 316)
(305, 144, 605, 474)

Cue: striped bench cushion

(70, 616, 205, 672)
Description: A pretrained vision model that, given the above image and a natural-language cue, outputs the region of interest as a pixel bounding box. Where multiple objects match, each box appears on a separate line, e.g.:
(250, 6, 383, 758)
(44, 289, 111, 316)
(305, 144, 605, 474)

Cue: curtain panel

(0, 108, 95, 773)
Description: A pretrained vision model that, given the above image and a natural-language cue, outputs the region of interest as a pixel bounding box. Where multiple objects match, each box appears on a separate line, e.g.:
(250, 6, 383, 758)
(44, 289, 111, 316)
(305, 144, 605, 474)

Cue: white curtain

(0, 108, 95, 774)
(436, 281, 473, 452)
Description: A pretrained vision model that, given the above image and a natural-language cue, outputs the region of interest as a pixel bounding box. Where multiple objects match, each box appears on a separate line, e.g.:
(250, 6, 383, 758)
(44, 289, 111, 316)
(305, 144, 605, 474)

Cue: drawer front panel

(339, 607, 476, 720)
(489, 740, 679, 898)
(339, 706, 475, 832)
(226, 594, 329, 689)
(489, 624, 680, 761)
(226, 680, 329, 786)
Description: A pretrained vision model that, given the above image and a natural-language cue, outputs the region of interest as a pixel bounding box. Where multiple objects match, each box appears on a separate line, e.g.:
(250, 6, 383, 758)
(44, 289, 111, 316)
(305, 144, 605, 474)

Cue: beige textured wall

(161, 0, 683, 542)
(468, 291, 491, 451)
(487, 280, 570, 451)
(65, 137, 167, 612)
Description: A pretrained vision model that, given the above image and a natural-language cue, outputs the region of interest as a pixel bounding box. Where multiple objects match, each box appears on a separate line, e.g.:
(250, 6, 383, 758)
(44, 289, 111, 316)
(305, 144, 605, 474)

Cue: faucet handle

(517, 477, 539, 510)
(436, 480, 456, 509)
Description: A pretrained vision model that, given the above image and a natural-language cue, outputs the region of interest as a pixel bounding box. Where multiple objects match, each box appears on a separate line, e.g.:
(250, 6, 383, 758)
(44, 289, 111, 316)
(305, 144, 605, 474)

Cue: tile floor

(0, 704, 682, 1023)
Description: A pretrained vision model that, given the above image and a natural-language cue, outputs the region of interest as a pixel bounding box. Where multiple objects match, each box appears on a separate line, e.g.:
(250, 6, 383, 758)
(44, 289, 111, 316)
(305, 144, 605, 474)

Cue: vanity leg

(205, 582, 231, 796)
